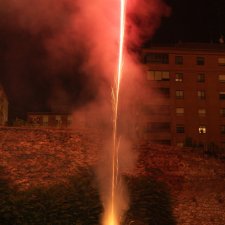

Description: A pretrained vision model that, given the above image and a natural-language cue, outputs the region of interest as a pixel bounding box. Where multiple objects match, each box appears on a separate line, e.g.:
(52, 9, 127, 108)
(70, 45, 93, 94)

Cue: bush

(0, 167, 176, 225)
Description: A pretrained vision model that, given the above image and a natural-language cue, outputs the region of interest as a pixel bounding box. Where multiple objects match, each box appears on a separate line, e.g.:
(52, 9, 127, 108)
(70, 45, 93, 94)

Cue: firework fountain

(103, 1, 127, 225)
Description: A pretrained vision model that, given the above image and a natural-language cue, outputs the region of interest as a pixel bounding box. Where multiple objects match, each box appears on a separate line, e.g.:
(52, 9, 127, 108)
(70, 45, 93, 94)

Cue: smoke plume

(0, 0, 170, 223)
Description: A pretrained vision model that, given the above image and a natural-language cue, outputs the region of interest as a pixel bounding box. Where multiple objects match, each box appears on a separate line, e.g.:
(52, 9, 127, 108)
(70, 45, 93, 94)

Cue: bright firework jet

(103, 0, 127, 225)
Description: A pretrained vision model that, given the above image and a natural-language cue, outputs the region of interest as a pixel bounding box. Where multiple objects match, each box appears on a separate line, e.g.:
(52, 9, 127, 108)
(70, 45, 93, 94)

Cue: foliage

(0, 167, 102, 225)
(0, 167, 176, 225)
(124, 176, 176, 225)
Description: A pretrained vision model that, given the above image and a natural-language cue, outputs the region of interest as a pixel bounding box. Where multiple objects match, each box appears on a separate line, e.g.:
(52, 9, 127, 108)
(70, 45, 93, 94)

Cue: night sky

(0, 0, 225, 120)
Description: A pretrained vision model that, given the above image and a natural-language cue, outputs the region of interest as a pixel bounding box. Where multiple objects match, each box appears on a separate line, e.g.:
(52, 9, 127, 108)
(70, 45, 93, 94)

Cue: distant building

(0, 84, 8, 126)
(140, 43, 225, 147)
(27, 112, 72, 128)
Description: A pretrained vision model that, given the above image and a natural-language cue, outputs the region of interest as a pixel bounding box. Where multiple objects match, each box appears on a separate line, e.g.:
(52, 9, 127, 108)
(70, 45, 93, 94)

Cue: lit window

(219, 92, 225, 100)
(176, 142, 184, 147)
(218, 58, 225, 66)
(197, 91, 206, 99)
(198, 109, 206, 116)
(176, 124, 185, 133)
(147, 71, 170, 81)
(43, 116, 49, 122)
(176, 90, 184, 99)
(175, 56, 183, 65)
(176, 107, 184, 115)
(155, 71, 162, 80)
(146, 71, 154, 80)
(220, 108, 225, 117)
(219, 75, 225, 82)
(43, 116, 49, 126)
(221, 125, 225, 134)
(199, 125, 206, 134)
(196, 57, 205, 65)
(67, 116, 72, 126)
(55, 115, 62, 122)
(175, 73, 183, 82)
(197, 73, 205, 82)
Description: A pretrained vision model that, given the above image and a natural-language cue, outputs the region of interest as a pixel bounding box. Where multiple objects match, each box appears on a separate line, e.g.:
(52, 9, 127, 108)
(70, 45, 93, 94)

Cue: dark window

(175, 56, 183, 65)
(196, 57, 205, 65)
(220, 108, 225, 116)
(175, 73, 183, 82)
(197, 73, 205, 82)
(155, 88, 170, 98)
(146, 122, 170, 133)
(219, 92, 225, 100)
(176, 90, 184, 99)
(143, 105, 170, 115)
(145, 53, 169, 64)
(152, 140, 171, 145)
(176, 125, 185, 133)
(197, 91, 206, 99)
(221, 125, 225, 134)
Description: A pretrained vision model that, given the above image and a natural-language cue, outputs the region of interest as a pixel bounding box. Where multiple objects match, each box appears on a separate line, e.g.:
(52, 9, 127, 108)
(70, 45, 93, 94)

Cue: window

(156, 88, 170, 98)
(219, 75, 225, 82)
(176, 124, 185, 133)
(56, 115, 62, 125)
(143, 105, 170, 115)
(175, 56, 183, 65)
(197, 73, 205, 82)
(198, 109, 206, 116)
(199, 125, 206, 134)
(153, 140, 171, 145)
(175, 73, 183, 82)
(197, 91, 206, 99)
(218, 58, 225, 66)
(176, 90, 184, 99)
(145, 53, 169, 64)
(55, 115, 61, 121)
(177, 142, 184, 147)
(147, 71, 170, 81)
(219, 92, 225, 100)
(176, 107, 184, 115)
(221, 125, 225, 134)
(220, 108, 225, 117)
(67, 115, 72, 126)
(196, 57, 205, 65)
(146, 122, 170, 133)
(43, 116, 49, 126)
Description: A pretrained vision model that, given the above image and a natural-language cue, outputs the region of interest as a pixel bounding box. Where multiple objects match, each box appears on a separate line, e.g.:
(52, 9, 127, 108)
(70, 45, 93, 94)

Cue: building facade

(140, 43, 225, 147)
(27, 112, 72, 128)
(0, 85, 8, 126)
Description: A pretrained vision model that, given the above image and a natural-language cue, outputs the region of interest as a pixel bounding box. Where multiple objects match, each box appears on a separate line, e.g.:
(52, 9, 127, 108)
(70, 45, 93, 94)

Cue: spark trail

(105, 0, 127, 225)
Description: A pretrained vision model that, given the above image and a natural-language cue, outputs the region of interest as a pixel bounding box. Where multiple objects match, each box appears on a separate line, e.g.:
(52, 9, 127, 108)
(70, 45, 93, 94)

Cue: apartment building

(140, 43, 225, 147)
(0, 84, 8, 126)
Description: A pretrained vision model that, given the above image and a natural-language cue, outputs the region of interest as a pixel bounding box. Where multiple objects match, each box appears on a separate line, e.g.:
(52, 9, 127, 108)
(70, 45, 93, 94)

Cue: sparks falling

(104, 0, 127, 225)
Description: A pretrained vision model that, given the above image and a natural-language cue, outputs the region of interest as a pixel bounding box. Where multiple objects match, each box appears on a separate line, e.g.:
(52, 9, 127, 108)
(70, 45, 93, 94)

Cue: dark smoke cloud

(0, 0, 169, 120)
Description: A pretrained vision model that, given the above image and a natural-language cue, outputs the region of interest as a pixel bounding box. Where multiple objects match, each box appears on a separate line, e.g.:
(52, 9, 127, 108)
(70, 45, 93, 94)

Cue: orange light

(104, 0, 127, 225)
